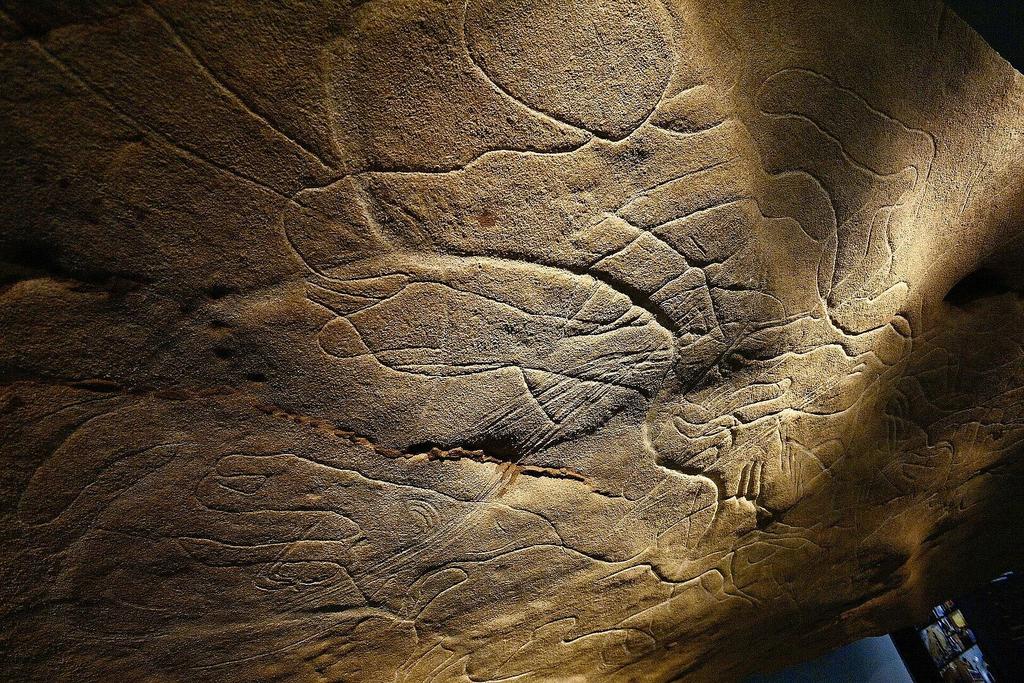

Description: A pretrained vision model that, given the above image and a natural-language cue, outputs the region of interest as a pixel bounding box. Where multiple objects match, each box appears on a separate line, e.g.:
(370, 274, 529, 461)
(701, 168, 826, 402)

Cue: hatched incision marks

(308, 253, 674, 454)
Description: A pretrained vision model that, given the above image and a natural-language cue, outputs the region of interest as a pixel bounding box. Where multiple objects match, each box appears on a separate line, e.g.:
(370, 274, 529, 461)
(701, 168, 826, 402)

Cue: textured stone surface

(2, 1, 1024, 680)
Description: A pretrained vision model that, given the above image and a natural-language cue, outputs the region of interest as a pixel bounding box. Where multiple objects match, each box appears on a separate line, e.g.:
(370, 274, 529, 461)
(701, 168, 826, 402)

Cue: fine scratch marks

(141, 1, 337, 172)
(958, 161, 985, 218)
(0, 8, 297, 202)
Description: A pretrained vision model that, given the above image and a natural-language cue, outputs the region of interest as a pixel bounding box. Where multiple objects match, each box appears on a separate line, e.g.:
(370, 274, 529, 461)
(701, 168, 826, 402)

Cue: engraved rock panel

(3, 0, 1024, 681)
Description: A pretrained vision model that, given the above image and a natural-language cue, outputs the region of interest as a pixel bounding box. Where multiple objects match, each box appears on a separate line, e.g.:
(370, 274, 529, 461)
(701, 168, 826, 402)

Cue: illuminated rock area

(2, 1, 1024, 680)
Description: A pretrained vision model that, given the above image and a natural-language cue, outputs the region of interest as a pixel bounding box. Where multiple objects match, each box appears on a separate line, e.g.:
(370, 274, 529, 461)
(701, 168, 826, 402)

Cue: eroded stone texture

(2, 1, 1024, 680)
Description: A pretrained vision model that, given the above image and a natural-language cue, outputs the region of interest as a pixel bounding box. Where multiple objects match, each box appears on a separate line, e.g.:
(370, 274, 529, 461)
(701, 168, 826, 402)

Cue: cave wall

(2, 1, 1024, 680)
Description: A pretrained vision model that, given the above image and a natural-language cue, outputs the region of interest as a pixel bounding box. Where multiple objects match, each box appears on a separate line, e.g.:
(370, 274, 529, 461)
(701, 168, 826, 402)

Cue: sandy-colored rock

(2, 1, 1024, 680)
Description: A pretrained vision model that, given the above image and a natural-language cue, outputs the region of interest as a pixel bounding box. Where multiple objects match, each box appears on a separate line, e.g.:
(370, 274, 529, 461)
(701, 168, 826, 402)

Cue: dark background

(946, 0, 1024, 70)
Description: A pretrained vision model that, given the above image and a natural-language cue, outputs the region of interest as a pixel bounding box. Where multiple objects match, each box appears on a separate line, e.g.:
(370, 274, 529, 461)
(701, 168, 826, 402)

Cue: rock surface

(2, 1, 1024, 680)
